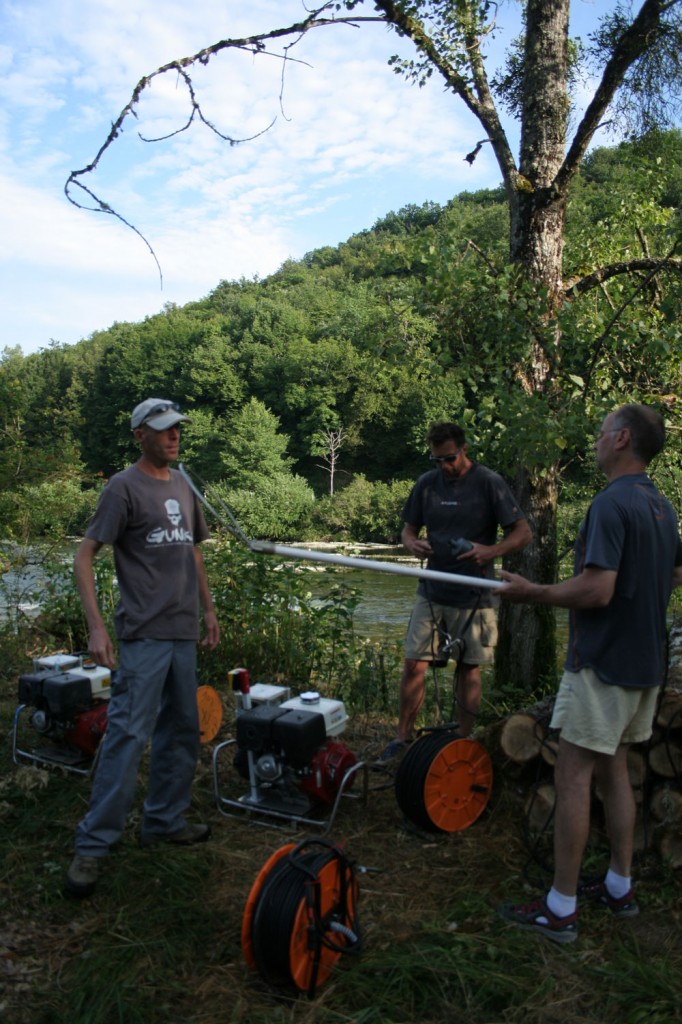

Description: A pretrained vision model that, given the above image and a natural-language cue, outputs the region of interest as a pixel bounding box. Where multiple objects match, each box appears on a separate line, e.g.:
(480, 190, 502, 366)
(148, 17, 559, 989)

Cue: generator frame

(212, 737, 368, 834)
(12, 703, 99, 776)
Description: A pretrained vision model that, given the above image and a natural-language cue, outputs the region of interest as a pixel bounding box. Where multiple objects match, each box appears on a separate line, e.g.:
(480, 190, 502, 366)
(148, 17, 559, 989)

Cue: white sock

(546, 886, 577, 919)
(604, 869, 631, 899)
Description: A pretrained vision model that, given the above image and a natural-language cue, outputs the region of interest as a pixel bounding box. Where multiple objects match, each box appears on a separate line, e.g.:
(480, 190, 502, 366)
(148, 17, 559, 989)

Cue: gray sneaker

(139, 823, 211, 847)
(65, 854, 100, 898)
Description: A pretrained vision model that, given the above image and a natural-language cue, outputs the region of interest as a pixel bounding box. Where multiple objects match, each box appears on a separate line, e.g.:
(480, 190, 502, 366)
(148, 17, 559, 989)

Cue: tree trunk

(495, 464, 559, 690)
(493, 0, 569, 689)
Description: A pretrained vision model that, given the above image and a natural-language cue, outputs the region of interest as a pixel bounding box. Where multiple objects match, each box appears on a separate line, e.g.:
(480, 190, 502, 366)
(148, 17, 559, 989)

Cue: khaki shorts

(404, 595, 497, 665)
(550, 667, 660, 755)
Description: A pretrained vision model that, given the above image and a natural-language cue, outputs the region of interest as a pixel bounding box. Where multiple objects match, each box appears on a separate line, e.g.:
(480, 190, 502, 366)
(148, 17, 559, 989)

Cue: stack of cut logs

(488, 620, 682, 867)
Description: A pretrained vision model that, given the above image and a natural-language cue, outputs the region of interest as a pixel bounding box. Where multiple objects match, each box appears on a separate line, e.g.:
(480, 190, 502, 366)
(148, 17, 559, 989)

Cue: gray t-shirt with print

(85, 465, 210, 641)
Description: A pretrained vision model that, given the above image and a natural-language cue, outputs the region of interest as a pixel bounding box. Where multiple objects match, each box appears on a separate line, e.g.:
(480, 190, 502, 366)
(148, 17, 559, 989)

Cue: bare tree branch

(556, 0, 671, 194)
(63, 4, 385, 275)
(577, 242, 680, 398)
(65, 178, 166, 287)
(564, 254, 682, 299)
(137, 65, 278, 144)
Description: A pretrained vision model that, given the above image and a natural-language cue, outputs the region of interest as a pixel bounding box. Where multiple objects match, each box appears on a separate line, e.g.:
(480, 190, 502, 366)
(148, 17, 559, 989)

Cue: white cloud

(1, 0, 510, 356)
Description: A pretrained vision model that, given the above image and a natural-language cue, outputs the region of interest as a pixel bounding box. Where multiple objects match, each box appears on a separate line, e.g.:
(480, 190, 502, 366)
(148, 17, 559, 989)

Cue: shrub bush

(211, 473, 315, 540)
(312, 475, 412, 542)
(0, 479, 101, 540)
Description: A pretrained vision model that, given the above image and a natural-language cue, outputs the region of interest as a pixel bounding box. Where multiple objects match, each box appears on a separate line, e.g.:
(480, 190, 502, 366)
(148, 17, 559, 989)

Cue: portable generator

(212, 668, 367, 832)
(12, 653, 111, 774)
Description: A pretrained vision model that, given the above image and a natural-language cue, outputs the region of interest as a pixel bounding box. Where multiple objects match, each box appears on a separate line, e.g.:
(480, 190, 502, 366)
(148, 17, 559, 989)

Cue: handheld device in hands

(449, 538, 474, 559)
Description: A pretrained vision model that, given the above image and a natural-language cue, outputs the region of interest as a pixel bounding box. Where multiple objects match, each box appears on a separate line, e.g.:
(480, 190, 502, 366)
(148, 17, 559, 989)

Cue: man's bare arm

(73, 537, 117, 667)
(499, 565, 618, 609)
(194, 546, 220, 649)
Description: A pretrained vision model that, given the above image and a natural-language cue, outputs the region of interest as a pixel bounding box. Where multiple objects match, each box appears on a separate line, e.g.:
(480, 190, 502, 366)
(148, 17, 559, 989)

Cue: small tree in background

(219, 397, 294, 489)
(312, 428, 347, 495)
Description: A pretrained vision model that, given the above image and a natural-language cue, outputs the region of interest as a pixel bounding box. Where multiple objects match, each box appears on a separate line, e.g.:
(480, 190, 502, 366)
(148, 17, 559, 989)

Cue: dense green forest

(2, 131, 681, 549)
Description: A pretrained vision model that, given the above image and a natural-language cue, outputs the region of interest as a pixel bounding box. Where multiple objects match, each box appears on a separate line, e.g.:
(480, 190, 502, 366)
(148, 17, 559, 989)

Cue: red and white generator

(212, 668, 366, 832)
(13, 654, 111, 774)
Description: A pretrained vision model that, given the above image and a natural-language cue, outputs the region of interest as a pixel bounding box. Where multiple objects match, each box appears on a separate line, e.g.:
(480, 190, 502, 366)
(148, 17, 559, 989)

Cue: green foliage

(0, 477, 101, 540)
(386, 0, 495, 89)
(192, 539, 402, 708)
(493, 31, 584, 121)
(15, 549, 118, 656)
(217, 397, 294, 488)
(212, 472, 315, 540)
(8, 136, 676, 506)
(586, 2, 682, 137)
(312, 476, 413, 542)
(407, 133, 682, 488)
(0, 344, 85, 499)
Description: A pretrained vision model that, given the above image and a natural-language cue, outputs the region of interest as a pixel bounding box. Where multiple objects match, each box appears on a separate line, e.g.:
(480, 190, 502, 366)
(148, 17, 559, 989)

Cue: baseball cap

(130, 398, 192, 431)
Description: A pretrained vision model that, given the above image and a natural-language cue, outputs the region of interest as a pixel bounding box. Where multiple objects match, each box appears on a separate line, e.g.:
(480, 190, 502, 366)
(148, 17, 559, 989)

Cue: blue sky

(2, 0, 615, 356)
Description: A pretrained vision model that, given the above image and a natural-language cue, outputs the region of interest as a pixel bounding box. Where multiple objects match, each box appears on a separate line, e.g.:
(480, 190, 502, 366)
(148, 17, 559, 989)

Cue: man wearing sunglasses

(66, 398, 220, 897)
(380, 421, 531, 760)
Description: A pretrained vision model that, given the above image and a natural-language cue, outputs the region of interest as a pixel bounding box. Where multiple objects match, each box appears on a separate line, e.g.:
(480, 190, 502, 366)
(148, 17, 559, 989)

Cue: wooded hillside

(2, 132, 681, 551)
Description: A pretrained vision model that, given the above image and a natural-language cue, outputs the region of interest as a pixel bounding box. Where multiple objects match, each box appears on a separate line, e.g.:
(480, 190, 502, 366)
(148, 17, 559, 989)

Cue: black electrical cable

(424, 574, 482, 730)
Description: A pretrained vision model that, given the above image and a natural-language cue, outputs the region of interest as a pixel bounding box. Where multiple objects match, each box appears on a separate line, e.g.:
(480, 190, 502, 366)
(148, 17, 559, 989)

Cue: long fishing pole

(179, 464, 506, 593)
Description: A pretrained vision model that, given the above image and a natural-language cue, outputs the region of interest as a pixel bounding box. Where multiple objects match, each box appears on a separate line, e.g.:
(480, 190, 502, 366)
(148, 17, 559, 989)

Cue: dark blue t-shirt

(565, 473, 682, 688)
(402, 462, 525, 608)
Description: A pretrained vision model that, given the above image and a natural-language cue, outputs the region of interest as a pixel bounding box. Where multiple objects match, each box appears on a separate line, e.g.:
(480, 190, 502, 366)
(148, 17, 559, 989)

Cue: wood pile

(483, 620, 682, 866)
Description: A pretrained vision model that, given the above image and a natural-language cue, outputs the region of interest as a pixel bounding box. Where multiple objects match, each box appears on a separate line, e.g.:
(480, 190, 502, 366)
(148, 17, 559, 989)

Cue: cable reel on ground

(394, 727, 493, 833)
(242, 837, 361, 997)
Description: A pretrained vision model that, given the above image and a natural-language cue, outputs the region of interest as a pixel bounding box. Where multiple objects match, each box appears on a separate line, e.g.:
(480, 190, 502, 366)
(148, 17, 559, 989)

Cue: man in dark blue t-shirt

(380, 421, 531, 759)
(498, 404, 682, 944)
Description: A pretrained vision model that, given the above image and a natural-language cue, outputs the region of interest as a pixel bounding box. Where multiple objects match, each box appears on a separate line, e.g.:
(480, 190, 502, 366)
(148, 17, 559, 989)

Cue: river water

(298, 549, 419, 642)
(0, 543, 419, 639)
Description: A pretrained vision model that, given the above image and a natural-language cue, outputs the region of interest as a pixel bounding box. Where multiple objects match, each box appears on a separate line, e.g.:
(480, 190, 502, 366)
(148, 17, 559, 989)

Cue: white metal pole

(249, 541, 506, 591)
(178, 465, 507, 593)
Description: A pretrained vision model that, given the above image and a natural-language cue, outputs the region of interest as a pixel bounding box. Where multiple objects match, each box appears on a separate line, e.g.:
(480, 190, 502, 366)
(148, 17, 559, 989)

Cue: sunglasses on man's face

(142, 401, 181, 424)
(429, 451, 460, 464)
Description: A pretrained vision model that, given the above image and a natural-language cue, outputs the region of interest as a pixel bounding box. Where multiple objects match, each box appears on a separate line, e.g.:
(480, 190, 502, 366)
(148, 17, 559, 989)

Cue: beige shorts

(404, 595, 497, 665)
(550, 667, 660, 755)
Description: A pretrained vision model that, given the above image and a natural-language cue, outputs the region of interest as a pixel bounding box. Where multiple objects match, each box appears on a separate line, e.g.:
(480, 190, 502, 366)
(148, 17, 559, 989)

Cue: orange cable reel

(395, 729, 493, 833)
(196, 684, 223, 744)
(241, 838, 361, 997)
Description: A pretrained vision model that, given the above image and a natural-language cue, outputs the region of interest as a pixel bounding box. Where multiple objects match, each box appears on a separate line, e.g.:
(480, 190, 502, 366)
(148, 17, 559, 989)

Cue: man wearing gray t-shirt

(65, 398, 220, 898)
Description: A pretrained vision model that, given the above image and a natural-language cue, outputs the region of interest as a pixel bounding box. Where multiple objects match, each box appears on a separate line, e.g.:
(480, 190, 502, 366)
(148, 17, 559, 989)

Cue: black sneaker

(140, 823, 211, 847)
(578, 879, 639, 918)
(65, 854, 100, 898)
(497, 896, 578, 944)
